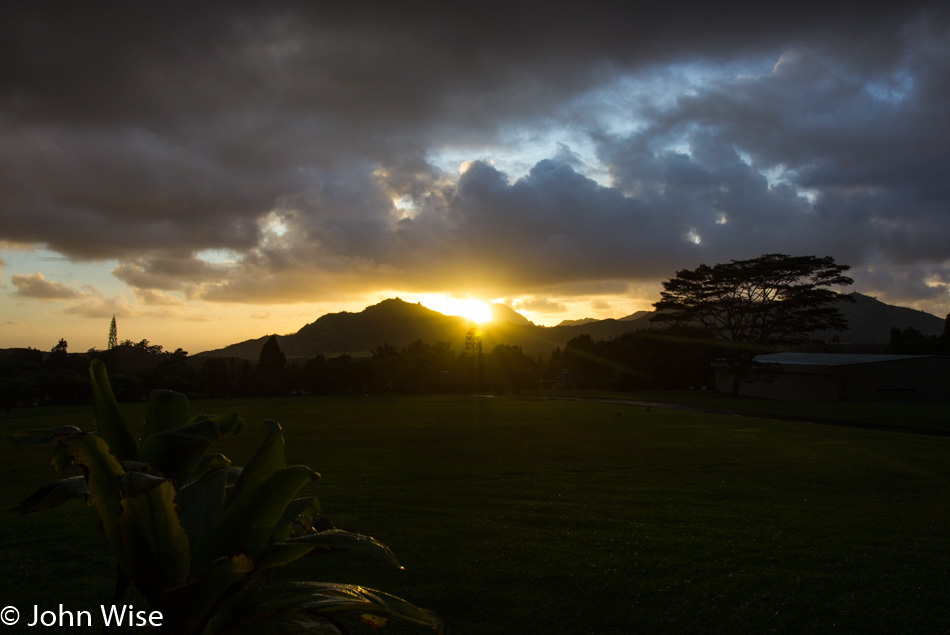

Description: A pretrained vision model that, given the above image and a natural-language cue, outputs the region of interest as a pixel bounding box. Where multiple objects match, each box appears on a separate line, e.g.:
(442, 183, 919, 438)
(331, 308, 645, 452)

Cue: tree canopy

(651, 253, 854, 394)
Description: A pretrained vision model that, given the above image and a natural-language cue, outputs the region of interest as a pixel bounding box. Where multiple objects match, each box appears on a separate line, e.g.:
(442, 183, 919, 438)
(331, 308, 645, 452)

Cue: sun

(457, 298, 493, 324)
(418, 294, 493, 324)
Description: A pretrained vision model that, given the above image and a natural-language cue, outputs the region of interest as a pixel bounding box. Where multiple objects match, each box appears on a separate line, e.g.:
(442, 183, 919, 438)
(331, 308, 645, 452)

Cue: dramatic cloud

(132, 289, 186, 307)
(59, 296, 137, 320)
(11, 273, 85, 300)
(515, 298, 569, 315)
(1, 1, 948, 324)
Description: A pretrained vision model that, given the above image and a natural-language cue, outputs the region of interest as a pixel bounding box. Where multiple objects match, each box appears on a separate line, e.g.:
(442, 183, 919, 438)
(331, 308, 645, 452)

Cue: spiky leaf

(188, 412, 244, 436)
(142, 389, 190, 441)
(224, 420, 285, 508)
(116, 472, 190, 601)
(216, 610, 344, 634)
(13, 475, 89, 513)
(89, 360, 138, 462)
(187, 453, 232, 486)
(5, 426, 82, 445)
(198, 465, 318, 567)
(177, 467, 228, 567)
(250, 543, 321, 571)
(139, 418, 225, 486)
(222, 582, 442, 633)
(58, 432, 125, 550)
(270, 496, 321, 542)
(281, 530, 403, 569)
(162, 553, 255, 635)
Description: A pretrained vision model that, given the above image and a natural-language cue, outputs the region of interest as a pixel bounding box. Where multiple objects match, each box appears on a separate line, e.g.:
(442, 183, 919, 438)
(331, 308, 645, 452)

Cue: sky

(2, 1, 949, 354)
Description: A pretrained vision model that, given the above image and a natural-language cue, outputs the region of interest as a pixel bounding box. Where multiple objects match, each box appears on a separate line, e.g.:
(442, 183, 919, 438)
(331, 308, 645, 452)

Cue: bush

(8, 360, 442, 634)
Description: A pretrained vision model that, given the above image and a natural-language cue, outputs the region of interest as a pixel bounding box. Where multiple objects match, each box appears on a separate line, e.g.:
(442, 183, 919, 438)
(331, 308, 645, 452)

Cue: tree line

(4, 254, 946, 409)
(0, 327, 730, 409)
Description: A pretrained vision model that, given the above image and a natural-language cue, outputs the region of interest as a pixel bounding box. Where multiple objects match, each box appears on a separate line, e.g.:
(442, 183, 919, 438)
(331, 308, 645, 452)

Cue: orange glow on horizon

(417, 294, 493, 324)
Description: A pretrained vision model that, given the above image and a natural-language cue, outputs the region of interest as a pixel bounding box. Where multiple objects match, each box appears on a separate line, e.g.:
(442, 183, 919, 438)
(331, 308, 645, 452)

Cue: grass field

(561, 389, 950, 434)
(2, 394, 949, 633)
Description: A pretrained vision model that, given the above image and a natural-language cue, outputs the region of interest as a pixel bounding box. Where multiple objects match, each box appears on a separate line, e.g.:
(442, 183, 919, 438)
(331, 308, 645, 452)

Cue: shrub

(8, 360, 442, 634)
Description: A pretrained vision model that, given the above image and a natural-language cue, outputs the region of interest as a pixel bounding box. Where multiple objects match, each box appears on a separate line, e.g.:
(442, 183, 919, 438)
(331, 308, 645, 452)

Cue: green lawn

(560, 389, 950, 434)
(2, 395, 949, 633)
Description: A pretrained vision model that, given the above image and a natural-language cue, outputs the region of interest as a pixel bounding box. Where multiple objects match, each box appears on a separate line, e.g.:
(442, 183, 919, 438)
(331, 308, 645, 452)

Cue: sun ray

(417, 294, 493, 323)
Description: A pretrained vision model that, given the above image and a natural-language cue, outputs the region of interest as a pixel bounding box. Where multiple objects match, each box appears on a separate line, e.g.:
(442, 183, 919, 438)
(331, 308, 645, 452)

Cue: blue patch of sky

(1, 247, 122, 294)
(735, 147, 819, 205)
(426, 58, 777, 190)
(864, 69, 914, 104)
(196, 248, 241, 265)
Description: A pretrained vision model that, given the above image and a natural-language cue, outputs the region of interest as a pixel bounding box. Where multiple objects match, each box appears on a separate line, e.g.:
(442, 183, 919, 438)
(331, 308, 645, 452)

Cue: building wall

(715, 366, 839, 401)
(715, 356, 950, 402)
(838, 357, 950, 402)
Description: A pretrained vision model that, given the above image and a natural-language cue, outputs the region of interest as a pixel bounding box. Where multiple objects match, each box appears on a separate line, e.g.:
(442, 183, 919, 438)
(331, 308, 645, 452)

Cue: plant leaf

(198, 465, 318, 567)
(51, 441, 72, 473)
(161, 553, 255, 635)
(57, 432, 125, 551)
(121, 460, 154, 474)
(216, 610, 345, 635)
(89, 359, 138, 462)
(187, 412, 244, 436)
(138, 418, 225, 486)
(224, 420, 286, 508)
(12, 475, 89, 513)
(359, 613, 388, 628)
(185, 452, 232, 487)
(5, 426, 82, 445)
(116, 472, 190, 602)
(270, 496, 321, 542)
(142, 389, 190, 441)
(250, 543, 320, 571)
(177, 467, 228, 568)
(280, 529, 403, 569)
(227, 582, 443, 632)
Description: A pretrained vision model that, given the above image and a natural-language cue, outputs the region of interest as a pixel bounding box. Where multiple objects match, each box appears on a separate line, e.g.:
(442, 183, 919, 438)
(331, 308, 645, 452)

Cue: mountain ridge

(195, 293, 946, 361)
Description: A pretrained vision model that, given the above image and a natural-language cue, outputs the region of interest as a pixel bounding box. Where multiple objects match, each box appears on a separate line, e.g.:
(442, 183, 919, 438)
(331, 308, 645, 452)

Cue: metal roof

(754, 353, 937, 366)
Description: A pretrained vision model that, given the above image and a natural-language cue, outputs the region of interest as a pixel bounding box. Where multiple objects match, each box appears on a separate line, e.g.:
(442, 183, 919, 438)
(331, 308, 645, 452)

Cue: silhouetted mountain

(620, 310, 653, 322)
(556, 317, 599, 327)
(195, 293, 945, 362)
(196, 298, 649, 361)
(557, 310, 650, 327)
(198, 299, 470, 361)
(490, 303, 533, 325)
(829, 292, 945, 344)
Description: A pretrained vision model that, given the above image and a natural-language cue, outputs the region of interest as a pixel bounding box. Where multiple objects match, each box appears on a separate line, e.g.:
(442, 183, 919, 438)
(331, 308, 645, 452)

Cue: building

(715, 353, 950, 402)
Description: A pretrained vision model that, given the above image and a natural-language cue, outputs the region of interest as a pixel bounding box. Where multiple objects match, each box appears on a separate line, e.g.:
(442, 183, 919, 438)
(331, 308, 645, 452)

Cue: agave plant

(8, 359, 442, 634)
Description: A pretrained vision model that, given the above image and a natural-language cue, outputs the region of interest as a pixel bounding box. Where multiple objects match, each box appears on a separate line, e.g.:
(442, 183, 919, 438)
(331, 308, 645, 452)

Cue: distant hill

(557, 310, 651, 327)
(621, 310, 653, 322)
(490, 303, 533, 325)
(196, 298, 653, 361)
(829, 292, 945, 345)
(556, 317, 600, 327)
(195, 293, 945, 362)
(197, 299, 469, 361)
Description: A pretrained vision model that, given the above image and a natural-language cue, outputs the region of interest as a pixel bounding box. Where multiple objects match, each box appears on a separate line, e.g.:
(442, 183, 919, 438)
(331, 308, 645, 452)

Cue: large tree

(255, 334, 288, 396)
(651, 254, 854, 395)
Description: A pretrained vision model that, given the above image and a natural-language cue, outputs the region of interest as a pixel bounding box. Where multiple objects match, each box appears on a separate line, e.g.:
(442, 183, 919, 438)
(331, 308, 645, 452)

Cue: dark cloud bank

(2, 1, 948, 312)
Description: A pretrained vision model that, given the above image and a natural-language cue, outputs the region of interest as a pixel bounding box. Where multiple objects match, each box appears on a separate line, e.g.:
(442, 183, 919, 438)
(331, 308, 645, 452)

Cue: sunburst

(418, 295, 493, 324)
